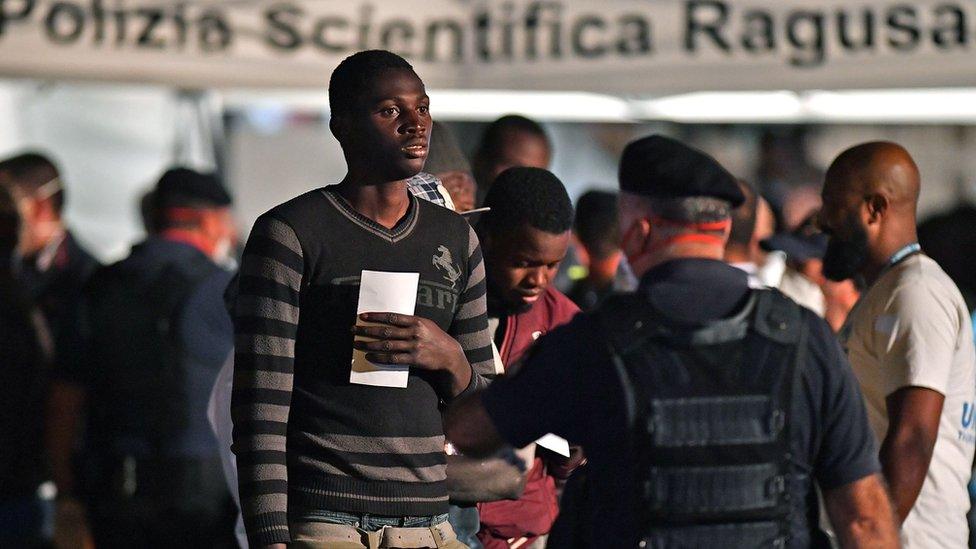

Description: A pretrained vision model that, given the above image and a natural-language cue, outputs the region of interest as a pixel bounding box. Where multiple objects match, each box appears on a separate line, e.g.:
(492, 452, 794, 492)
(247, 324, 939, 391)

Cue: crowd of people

(2, 48, 976, 549)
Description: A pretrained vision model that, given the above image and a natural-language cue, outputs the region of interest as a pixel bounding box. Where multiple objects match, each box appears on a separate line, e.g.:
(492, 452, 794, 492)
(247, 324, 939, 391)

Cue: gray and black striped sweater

(231, 187, 494, 546)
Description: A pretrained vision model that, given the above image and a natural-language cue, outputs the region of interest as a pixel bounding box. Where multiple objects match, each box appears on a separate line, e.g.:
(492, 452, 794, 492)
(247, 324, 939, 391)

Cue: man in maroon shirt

(474, 167, 583, 548)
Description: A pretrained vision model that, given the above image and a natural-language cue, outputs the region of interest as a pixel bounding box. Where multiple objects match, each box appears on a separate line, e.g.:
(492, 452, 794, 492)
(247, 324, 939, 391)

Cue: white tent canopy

(3, 0, 976, 94)
(4, 0, 976, 261)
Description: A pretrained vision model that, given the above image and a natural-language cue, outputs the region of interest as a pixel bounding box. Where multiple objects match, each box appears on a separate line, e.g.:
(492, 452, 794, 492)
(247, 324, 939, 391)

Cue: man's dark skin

(483, 224, 569, 314)
(820, 141, 940, 524)
(250, 67, 476, 549)
(474, 130, 551, 195)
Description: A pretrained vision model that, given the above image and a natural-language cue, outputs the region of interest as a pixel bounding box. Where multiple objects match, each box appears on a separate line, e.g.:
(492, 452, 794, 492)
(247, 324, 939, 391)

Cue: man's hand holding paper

(353, 312, 473, 397)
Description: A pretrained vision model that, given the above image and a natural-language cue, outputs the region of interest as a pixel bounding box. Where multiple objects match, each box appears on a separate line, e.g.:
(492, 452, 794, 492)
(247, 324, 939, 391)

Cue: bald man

(821, 142, 976, 548)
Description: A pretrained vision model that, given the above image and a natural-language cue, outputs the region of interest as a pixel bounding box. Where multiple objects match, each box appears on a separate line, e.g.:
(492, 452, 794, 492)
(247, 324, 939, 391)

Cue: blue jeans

(296, 509, 450, 532)
(448, 505, 483, 549)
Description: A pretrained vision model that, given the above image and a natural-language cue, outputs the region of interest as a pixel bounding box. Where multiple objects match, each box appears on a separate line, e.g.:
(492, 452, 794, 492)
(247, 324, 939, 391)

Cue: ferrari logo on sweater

(433, 245, 462, 289)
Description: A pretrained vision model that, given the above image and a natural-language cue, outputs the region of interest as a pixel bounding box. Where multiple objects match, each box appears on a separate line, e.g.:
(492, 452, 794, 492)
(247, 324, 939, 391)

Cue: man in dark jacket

(47, 168, 239, 548)
(0, 152, 98, 353)
(0, 183, 54, 547)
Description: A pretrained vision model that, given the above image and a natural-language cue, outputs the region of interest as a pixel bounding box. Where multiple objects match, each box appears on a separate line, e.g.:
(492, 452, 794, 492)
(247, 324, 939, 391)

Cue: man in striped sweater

(231, 50, 494, 548)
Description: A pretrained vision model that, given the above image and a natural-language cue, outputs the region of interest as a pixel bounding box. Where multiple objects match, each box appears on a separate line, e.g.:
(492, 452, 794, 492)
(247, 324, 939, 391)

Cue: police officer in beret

(446, 135, 899, 548)
(47, 168, 239, 547)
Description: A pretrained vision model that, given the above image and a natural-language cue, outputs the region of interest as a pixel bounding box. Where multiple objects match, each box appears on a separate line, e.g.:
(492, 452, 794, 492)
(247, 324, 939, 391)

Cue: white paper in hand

(350, 270, 420, 388)
(535, 433, 570, 457)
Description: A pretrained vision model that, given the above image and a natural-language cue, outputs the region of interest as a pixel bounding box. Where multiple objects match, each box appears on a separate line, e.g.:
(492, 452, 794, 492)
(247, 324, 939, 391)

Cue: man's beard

(823, 218, 869, 282)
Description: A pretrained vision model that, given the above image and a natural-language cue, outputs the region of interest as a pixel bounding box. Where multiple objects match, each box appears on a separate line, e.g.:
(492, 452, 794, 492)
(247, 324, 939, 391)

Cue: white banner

(2, 0, 976, 93)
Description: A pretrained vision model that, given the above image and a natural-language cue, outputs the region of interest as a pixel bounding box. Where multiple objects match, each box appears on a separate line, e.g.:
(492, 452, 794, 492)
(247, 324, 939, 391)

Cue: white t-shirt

(778, 268, 826, 316)
(840, 254, 976, 549)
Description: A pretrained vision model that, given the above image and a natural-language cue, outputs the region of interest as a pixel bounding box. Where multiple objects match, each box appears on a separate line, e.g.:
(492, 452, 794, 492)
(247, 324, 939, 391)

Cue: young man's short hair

(574, 190, 620, 260)
(475, 115, 550, 162)
(481, 167, 573, 236)
(328, 50, 415, 121)
(0, 151, 63, 212)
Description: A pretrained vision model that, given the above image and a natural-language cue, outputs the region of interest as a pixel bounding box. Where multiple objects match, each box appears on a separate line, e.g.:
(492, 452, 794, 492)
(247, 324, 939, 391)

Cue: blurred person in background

(755, 128, 823, 230)
(781, 185, 823, 232)
(47, 168, 238, 548)
(822, 142, 976, 548)
(0, 184, 56, 548)
(754, 196, 787, 287)
(1, 152, 97, 548)
(761, 213, 861, 332)
(473, 167, 583, 549)
(566, 190, 627, 311)
(762, 214, 830, 318)
(472, 115, 551, 206)
(0, 152, 98, 352)
(724, 179, 763, 288)
(426, 121, 477, 212)
(918, 202, 976, 311)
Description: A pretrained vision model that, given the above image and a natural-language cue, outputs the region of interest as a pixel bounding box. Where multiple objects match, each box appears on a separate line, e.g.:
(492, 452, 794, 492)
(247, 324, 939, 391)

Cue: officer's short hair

(329, 50, 415, 122)
(649, 196, 731, 225)
(0, 151, 64, 213)
(481, 167, 573, 236)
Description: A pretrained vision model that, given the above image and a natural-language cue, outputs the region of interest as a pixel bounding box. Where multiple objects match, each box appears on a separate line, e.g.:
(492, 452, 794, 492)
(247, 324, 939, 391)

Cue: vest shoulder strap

(751, 289, 804, 345)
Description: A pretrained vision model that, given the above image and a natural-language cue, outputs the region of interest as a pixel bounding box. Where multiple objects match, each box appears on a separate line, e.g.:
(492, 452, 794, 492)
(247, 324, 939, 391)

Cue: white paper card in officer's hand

(535, 433, 570, 457)
(350, 270, 419, 388)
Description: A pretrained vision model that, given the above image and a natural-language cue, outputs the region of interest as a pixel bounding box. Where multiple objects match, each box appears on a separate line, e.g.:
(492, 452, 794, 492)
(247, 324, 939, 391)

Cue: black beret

(618, 135, 744, 208)
(155, 167, 231, 208)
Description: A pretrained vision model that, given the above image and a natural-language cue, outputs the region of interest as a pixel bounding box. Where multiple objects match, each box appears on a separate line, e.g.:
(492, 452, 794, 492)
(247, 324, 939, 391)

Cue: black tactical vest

(598, 289, 808, 549)
(83, 245, 219, 458)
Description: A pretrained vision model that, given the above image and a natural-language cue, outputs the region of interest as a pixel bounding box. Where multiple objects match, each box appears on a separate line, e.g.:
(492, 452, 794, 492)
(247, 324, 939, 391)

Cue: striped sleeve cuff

(245, 511, 291, 546)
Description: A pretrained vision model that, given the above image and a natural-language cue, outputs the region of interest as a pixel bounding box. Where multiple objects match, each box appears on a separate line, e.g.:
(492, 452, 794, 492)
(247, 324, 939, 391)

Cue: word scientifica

(3, 0, 976, 67)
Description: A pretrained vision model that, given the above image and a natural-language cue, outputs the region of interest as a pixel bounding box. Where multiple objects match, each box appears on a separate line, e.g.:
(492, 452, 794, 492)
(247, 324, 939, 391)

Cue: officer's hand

(260, 545, 287, 549)
(53, 497, 94, 549)
(353, 313, 467, 372)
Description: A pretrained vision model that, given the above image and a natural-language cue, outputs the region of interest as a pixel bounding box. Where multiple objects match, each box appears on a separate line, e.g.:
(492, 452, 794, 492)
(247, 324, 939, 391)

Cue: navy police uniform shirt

(481, 258, 880, 548)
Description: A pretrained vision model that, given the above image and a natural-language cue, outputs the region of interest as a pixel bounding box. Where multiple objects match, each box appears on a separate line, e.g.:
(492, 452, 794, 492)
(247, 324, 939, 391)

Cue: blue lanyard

(888, 242, 921, 268)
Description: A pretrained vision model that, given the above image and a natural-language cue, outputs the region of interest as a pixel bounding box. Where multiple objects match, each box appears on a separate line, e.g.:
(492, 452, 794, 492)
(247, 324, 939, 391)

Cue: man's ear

(329, 115, 349, 144)
(620, 218, 652, 260)
(865, 193, 888, 224)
